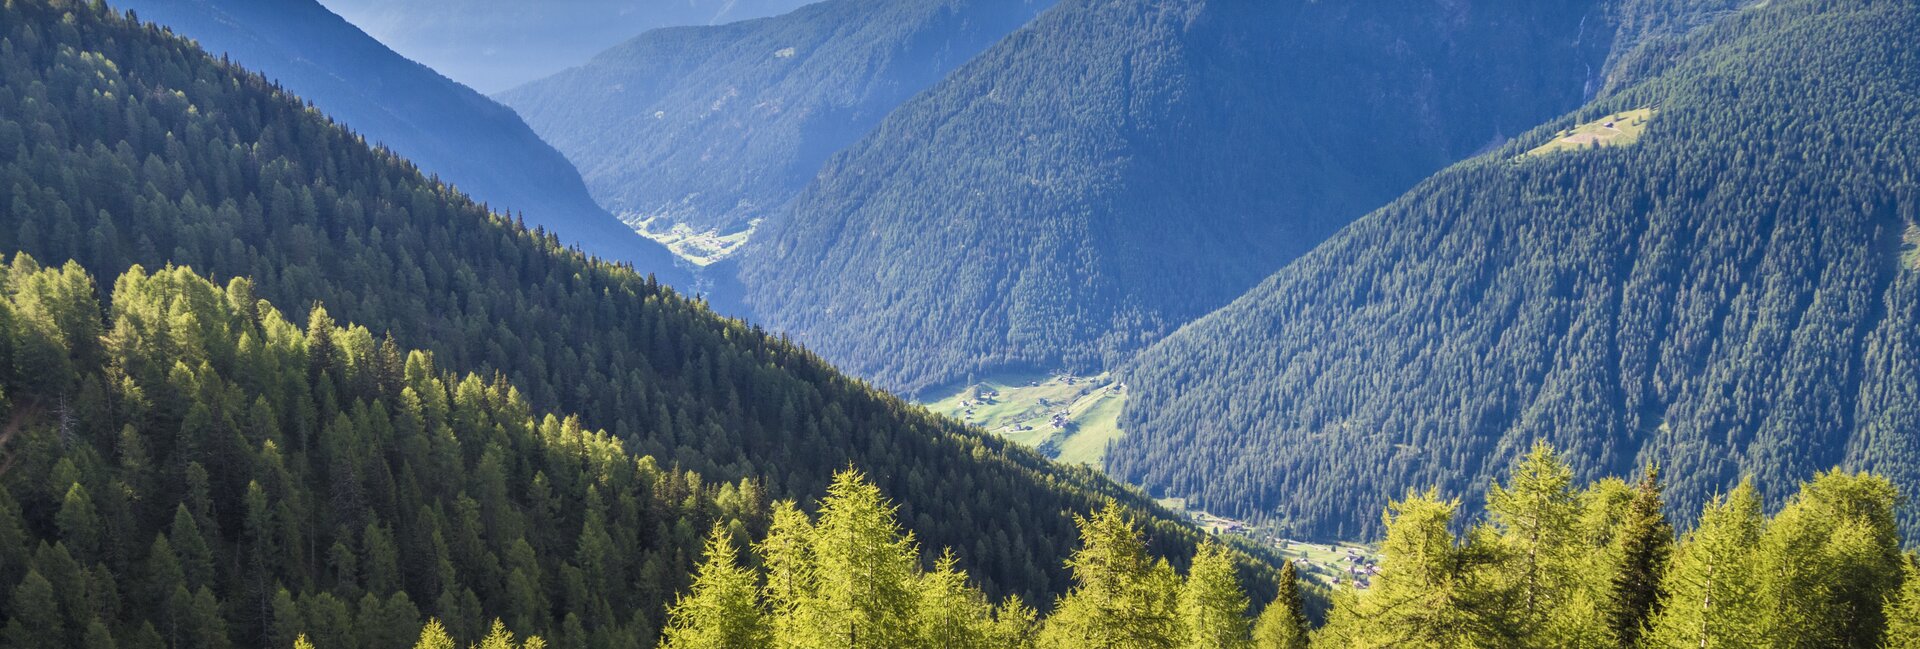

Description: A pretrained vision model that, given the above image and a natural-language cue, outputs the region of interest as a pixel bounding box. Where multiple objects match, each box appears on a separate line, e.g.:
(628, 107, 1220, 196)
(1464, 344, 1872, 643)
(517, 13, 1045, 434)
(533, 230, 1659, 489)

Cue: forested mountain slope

(737, 0, 1618, 395)
(0, 257, 760, 647)
(1111, 0, 1920, 540)
(319, 0, 817, 93)
(498, 0, 1054, 235)
(113, 0, 692, 286)
(0, 0, 1273, 608)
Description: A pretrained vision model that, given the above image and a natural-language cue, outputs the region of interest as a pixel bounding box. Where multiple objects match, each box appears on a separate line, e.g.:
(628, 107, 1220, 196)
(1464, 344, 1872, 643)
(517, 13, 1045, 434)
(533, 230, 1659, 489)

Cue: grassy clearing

(923, 371, 1127, 466)
(1903, 223, 1919, 270)
(1524, 107, 1657, 158)
(627, 216, 758, 265)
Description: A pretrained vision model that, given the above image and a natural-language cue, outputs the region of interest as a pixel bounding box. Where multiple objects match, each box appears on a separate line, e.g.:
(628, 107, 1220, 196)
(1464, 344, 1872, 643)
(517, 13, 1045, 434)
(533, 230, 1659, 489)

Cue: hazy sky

(318, 0, 815, 93)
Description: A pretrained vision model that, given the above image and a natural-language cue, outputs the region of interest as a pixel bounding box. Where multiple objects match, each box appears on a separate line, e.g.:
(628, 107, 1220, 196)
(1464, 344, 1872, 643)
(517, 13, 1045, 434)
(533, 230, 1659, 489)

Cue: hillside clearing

(1903, 223, 1919, 270)
(924, 371, 1127, 466)
(1523, 107, 1656, 157)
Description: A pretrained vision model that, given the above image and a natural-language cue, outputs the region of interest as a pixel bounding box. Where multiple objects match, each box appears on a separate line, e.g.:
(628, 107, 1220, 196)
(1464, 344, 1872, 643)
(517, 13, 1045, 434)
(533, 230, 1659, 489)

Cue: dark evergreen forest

(739, 0, 1618, 395)
(1112, 0, 1920, 541)
(499, 0, 1055, 235)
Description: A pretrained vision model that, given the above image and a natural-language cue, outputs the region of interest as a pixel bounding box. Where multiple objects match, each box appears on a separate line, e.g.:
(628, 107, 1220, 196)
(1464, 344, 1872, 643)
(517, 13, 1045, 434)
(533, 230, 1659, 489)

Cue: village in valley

(927, 372, 1382, 587)
(923, 371, 1128, 467)
(1162, 499, 1382, 590)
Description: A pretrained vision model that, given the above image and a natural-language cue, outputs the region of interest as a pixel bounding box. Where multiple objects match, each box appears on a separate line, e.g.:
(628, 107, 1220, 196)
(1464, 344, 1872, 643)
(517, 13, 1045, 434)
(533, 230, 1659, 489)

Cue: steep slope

(115, 0, 693, 286)
(1111, 0, 1920, 539)
(737, 0, 1617, 395)
(319, 0, 817, 93)
(0, 258, 757, 647)
(0, 0, 1274, 606)
(498, 0, 1055, 238)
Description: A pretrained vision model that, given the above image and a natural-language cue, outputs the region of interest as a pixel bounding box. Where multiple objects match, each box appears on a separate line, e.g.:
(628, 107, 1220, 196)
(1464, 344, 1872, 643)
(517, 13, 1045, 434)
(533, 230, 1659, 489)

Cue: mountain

(319, 0, 818, 93)
(114, 0, 693, 288)
(1109, 0, 1920, 540)
(0, 0, 1278, 623)
(735, 0, 1618, 395)
(498, 0, 1055, 242)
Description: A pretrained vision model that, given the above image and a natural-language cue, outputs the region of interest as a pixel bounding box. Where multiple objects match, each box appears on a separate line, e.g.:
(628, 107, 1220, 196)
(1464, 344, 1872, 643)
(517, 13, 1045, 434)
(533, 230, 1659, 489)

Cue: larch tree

(785, 469, 923, 649)
(412, 619, 456, 649)
(1485, 442, 1595, 646)
(1179, 541, 1253, 649)
(1884, 558, 1920, 649)
(914, 549, 1008, 649)
(759, 500, 817, 648)
(661, 526, 772, 649)
(1039, 501, 1180, 649)
(1312, 490, 1504, 649)
(1751, 471, 1904, 649)
(1644, 480, 1767, 648)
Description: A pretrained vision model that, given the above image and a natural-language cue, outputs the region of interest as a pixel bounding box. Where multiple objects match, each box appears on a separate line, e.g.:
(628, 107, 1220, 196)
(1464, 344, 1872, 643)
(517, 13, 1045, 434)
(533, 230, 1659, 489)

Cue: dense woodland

(0, 255, 762, 647)
(737, 0, 1618, 395)
(499, 0, 1054, 234)
(114, 0, 690, 282)
(1113, 0, 1920, 540)
(0, 0, 1276, 610)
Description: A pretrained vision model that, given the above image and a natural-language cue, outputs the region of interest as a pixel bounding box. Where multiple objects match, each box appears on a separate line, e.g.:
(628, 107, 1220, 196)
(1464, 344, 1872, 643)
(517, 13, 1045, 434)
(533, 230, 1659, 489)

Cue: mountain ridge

(738, 0, 1620, 395)
(1109, 0, 1920, 539)
(114, 0, 695, 289)
(498, 0, 1056, 237)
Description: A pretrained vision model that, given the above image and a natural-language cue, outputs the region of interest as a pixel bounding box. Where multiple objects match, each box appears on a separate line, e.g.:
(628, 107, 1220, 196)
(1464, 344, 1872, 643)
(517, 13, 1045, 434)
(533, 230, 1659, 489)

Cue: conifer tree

(1252, 562, 1308, 649)
(1885, 558, 1920, 649)
(1606, 465, 1671, 648)
(1313, 491, 1503, 648)
(82, 619, 117, 649)
(413, 619, 457, 649)
(1752, 471, 1904, 648)
(785, 469, 922, 649)
(914, 550, 1005, 649)
(1178, 541, 1253, 649)
(989, 595, 1041, 648)
(56, 481, 103, 564)
(1484, 442, 1590, 645)
(3, 569, 63, 648)
(1645, 480, 1766, 648)
(170, 504, 215, 591)
(760, 499, 816, 648)
(661, 526, 771, 649)
(476, 619, 547, 649)
(1039, 502, 1180, 649)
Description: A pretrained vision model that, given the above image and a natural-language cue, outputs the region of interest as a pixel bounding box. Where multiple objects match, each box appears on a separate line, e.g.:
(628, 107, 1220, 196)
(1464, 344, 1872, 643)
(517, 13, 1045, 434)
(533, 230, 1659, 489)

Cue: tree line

(654, 444, 1920, 649)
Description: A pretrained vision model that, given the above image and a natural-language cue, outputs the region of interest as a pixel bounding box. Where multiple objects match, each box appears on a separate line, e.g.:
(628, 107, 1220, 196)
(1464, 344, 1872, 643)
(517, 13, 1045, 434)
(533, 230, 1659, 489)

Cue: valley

(1158, 498, 1383, 590)
(6, 0, 1920, 645)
